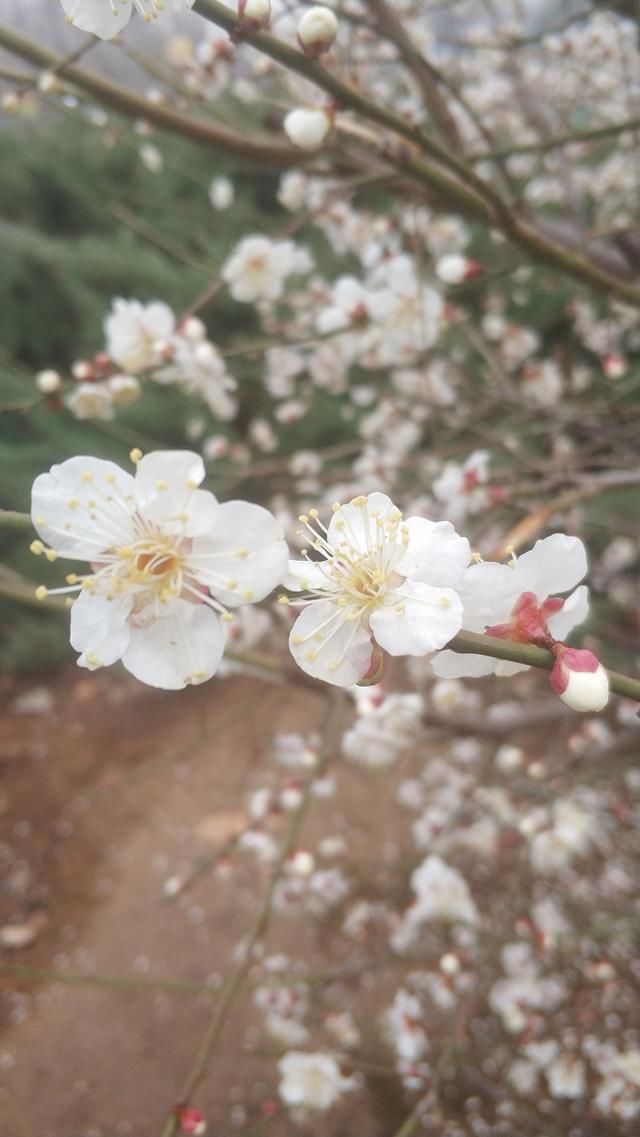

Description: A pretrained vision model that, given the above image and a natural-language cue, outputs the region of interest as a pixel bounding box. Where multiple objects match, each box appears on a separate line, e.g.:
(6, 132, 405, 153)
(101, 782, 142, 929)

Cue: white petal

(397, 518, 470, 586)
(70, 591, 133, 669)
(31, 456, 136, 559)
(370, 581, 463, 656)
(121, 600, 224, 689)
(289, 601, 374, 686)
(188, 501, 288, 606)
(547, 585, 589, 641)
(284, 558, 336, 592)
(514, 534, 587, 599)
(326, 492, 398, 555)
(134, 450, 215, 534)
(456, 561, 520, 631)
(61, 0, 132, 37)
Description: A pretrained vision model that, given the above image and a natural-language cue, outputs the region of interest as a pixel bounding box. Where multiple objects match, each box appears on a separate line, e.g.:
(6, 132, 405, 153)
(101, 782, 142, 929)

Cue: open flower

(432, 534, 589, 679)
(60, 0, 195, 39)
(283, 493, 469, 686)
(31, 450, 287, 689)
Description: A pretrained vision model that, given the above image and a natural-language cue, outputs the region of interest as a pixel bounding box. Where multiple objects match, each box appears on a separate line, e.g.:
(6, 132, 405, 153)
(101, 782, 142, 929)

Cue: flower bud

(550, 646, 609, 713)
(284, 107, 333, 151)
(298, 6, 338, 56)
(238, 0, 271, 29)
(35, 369, 62, 395)
(175, 1105, 206, 1136)
(435, 254, 483, 285)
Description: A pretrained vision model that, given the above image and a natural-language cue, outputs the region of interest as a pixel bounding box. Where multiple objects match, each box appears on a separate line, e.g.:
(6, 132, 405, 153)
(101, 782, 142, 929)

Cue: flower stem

(450, 629, 640, 703)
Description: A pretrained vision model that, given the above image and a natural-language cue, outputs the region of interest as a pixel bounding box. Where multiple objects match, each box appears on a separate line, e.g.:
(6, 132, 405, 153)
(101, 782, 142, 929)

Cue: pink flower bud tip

(550, 646, 609, 713)
(175, 1105, 206, 1135)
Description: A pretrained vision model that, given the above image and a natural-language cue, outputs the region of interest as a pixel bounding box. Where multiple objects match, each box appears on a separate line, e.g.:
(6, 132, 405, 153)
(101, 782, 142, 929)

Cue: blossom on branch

(283, 492, 469, 686)
(31, 450, 287, 689)
(432, 534, 589, 680)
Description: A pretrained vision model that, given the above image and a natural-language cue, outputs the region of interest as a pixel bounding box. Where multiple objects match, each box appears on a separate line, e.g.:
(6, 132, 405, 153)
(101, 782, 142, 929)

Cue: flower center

(115, 537, 185, 599)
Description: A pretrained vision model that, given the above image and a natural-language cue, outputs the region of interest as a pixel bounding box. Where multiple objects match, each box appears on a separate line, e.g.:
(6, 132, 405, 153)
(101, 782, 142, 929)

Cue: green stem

(450, 630, 640, 702)
(0, 509, 32, 530)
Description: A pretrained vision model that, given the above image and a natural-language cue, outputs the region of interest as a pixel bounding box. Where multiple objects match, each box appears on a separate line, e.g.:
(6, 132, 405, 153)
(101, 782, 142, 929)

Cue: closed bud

(435, 254, 483, 285)
(35, 369, 62, 395)
(550, 646, 609, 713)
(238, 0, 271, 29)
(38, 71, 62, 95)
(284, 107, 333, 151)
(298, 6, 338, 56)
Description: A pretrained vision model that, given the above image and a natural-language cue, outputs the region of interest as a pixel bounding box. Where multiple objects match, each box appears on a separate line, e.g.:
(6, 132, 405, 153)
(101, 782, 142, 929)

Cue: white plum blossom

(393, 856, 478, 950)
(433, 534, 589, 679)
(278, 1051, 354, 1111)
(384, 989, 429, 1062)
(31, 450, 287, 689)
(60, 0, 195, 38)
(222, 235, 314, 303)
(341, 692, 424, 767)
(66, 383, 114, 421)
(105, 298, 175, 373)
(285, 492, 469, 686)
(432, 449, 491, 524)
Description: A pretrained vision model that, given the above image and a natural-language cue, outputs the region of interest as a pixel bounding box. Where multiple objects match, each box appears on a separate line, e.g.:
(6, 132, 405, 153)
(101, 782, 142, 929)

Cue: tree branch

(0, 23, 302, 168)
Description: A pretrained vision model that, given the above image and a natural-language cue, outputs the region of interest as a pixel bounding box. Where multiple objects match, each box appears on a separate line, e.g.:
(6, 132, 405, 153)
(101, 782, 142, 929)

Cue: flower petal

(547, 585, 589, 641)
(289, 601, 374, 686)
(61, 0, 132, 38)
(396, 518, 470, 586)
(326, 492, 398, 555)
(188, 501, 288, 607)
(134, 450, 213, 534)
(514, 534, 587, 599)
(121, 600, 225, 689)
(371, 581, 463, 656)
(456, 561, 520, 631)
(70, 590, 133, 670)
(284, 558, 337, 593)
(31, 456, 136, 559)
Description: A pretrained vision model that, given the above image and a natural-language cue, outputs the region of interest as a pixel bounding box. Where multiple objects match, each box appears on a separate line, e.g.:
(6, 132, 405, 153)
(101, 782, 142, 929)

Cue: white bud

(181, 316, 207, 342)
(550, 647, 610, 714)
(108, 373, 141, 408)
(238, 0, 271, 29)
(284, 107, 332, 151)
(37, 71, 62, 95)
(35, 369, 62, 395)
(298, 6, 338, 56)
(435, 254, 481, 285)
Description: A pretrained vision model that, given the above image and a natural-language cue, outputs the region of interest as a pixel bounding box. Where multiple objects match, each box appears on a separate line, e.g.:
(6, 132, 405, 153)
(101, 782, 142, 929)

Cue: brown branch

(0, 23, 302, 168)
(363, 0, 463, 152)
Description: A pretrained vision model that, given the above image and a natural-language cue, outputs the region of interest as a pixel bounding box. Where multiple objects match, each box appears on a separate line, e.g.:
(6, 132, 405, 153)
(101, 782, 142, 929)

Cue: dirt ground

(0, 666, 411, 1137)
